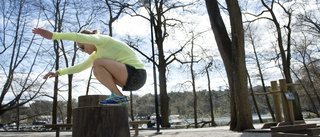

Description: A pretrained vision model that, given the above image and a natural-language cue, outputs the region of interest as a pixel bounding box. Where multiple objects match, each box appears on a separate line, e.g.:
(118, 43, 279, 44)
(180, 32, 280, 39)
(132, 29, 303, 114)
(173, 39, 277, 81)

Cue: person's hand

(43, 71, 60, 79)
(32, 28, 53, 39)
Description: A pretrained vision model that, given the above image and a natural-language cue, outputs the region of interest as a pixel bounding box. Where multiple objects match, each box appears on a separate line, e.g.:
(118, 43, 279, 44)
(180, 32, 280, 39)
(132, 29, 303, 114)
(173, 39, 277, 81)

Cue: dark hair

(81, 29, 99, 34)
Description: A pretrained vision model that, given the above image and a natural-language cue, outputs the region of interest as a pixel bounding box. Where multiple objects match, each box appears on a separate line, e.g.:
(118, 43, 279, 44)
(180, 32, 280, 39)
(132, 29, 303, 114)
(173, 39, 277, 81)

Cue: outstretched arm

(32, 28, 53, 39)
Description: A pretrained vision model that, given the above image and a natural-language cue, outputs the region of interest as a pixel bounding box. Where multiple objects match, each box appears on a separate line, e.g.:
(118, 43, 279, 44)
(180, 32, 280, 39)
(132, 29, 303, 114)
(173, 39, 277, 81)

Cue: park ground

(0, 118, 319, 137)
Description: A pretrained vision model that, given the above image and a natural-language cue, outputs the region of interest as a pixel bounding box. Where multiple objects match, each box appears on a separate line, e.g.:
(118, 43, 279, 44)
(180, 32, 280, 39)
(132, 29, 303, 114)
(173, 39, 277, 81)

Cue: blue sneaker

(99, 93, 129, 105)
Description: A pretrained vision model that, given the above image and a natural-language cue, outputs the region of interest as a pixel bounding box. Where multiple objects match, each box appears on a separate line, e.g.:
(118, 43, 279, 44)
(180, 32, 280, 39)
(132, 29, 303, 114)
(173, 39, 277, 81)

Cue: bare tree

(189, 33, 199, 128)
(127, 0, 195, 127)
(59, 0, 98, 126)
(35, 0, 68, 124)
(205, 0, 254, 131)
(247, 72, 263, 123)
(292, 33, 320, 117)
(244, 23, 275, 122)
(197, 37, 221, 127)
(246, 0, 303, 120)
(296, 2, 320, 38)
(0, 0, 48, 122)
(205, 62, 218, 127)
(101, 0, 129, 37)
(295, 0, 320, 99)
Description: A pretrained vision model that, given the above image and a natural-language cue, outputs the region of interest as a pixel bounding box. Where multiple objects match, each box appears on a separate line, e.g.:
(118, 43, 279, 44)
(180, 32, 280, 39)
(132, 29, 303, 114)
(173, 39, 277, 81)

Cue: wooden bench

(44, 124, 72, 137)
(129, 120, 150, 136)
(271, 124, 320, 137)
(307, 128, 320, 136)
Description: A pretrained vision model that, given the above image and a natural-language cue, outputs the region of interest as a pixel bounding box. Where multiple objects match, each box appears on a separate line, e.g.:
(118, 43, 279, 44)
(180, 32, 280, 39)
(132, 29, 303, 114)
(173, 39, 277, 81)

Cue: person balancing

(32, 28, 146, 105)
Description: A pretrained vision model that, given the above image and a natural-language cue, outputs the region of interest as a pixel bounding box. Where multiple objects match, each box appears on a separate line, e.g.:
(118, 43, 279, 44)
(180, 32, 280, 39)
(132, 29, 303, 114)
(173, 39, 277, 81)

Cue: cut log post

(78, 95, 108, 107)
(279, 79, 295, 125)
(73, 95, 130, 137)
(271, 81, 283, 123)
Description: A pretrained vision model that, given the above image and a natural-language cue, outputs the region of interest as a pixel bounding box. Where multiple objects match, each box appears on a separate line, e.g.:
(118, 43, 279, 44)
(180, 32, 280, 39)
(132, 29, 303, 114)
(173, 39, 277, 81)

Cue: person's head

(77, 29, 99, 54)
(80, 29, 99, 35)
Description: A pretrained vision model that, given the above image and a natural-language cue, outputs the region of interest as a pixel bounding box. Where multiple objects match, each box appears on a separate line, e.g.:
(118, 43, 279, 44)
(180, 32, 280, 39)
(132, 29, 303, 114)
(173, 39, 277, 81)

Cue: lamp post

(141, 0, 161, 134)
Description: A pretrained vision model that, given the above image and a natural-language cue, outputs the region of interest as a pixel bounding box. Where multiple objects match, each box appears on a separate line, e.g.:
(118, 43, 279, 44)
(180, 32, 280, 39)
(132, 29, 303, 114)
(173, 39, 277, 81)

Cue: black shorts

(123, 64, 147, 91)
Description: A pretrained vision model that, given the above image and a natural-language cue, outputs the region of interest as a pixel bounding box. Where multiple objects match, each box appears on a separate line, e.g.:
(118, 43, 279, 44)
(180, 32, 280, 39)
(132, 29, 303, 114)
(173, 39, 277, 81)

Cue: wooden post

(73, 95, 130, 137)
(288, 99, 295, 124)
(279, 79, 295, 125)
(78, 95, 108, 107)
(271, 81, 283, 123)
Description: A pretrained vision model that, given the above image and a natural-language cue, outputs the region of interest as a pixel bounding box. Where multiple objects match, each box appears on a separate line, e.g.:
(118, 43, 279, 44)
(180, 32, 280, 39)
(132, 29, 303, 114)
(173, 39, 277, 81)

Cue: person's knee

(93, 58, 104, 67)
(93, 58, 105, 76)
(92, 58, 114, 76)
(93, 58, 115, 67)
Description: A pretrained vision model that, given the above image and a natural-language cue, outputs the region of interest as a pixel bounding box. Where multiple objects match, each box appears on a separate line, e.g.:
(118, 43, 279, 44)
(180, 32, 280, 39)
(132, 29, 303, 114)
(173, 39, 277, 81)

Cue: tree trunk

(159, 63, 170, 127)
(227, 0, 254, 131)
(52, 0, 65, 125)
(66, 42, 78, 127)
(156, 24, 170, 127)
(205, 0, 254, 131)
(206, 63, 218, 127)
(252, 40, 275, 122)
(247, 73, 263, 123)
(16, 99, 20, 131)
(86, 68, 94, 95)
(190, 43, 198, 128)
(130, 91, 135, 121)
(53, 39, 59, 125)
(67, 74, 73, 127)
(260, 0, 303, 120)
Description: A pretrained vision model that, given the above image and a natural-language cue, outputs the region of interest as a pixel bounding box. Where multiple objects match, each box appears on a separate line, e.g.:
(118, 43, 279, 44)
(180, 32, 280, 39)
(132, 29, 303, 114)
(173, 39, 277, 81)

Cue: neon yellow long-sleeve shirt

(53, 32, 145, 75)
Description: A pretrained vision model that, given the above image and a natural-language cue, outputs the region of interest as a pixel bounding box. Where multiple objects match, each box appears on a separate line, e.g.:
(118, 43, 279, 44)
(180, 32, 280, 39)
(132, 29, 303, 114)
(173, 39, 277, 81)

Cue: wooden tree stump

(78, 95, 108, 107)
(73, 95, 130, 137)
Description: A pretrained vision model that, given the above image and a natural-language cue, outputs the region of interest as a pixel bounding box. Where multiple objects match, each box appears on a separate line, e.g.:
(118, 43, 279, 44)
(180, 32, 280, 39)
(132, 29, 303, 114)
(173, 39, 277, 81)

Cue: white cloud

(113, 9, 150, 37)
(31, 19, 51, 28)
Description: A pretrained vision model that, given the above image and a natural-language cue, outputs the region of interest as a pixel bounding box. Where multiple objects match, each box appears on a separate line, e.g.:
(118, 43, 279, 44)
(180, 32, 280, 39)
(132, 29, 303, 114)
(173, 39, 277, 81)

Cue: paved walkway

(1, 118, 319, 137)
(0, 123, 269, 137)
(135, 124, 271, 137)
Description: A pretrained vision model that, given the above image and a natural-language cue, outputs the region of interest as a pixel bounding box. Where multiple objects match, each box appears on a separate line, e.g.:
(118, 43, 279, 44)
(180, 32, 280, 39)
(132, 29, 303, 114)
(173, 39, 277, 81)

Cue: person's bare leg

(92, 58, 128, 96)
